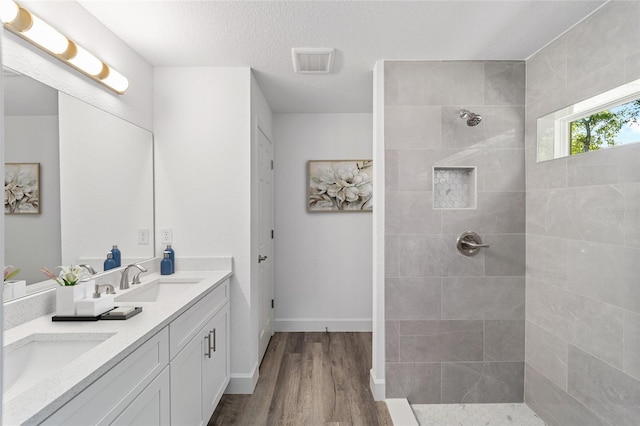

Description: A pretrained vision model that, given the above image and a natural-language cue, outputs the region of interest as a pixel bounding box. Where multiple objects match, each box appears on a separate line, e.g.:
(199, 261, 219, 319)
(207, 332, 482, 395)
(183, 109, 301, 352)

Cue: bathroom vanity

(3, 267, 231, 425)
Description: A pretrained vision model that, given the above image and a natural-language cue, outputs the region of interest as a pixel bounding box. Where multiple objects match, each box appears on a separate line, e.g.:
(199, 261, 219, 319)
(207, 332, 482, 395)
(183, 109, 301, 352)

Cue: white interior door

(257, 124, 274, 363)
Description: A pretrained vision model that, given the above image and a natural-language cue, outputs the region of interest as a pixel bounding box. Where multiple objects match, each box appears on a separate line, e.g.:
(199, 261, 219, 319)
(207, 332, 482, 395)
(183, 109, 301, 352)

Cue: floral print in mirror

(4, 163, 40, 214)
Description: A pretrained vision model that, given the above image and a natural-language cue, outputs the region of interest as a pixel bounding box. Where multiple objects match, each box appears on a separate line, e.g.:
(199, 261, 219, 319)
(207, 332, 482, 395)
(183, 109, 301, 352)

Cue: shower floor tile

(412, 403, 547, 426)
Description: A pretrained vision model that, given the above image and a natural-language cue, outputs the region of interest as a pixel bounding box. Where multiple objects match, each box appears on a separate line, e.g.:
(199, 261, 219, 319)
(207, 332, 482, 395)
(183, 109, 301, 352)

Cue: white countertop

(3, 269, 232, 426)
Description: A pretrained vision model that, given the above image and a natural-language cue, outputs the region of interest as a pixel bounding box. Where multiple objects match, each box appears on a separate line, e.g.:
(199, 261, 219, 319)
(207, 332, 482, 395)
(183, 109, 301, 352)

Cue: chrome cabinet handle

(457, 231, 489, 257)
(258, 255, 268, 263)
(212, 329, 216, 352)
(204, 335, 212, 358)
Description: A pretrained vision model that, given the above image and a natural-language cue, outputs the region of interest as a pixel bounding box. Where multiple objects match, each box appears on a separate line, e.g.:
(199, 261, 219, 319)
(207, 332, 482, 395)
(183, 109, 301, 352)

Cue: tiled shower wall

(384, 61, 526, 403)
(524, 3, 640, 425)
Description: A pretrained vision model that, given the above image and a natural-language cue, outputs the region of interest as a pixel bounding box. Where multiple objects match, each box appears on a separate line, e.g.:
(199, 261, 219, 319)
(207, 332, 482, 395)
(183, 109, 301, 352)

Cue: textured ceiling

(78, 1, 606, 113)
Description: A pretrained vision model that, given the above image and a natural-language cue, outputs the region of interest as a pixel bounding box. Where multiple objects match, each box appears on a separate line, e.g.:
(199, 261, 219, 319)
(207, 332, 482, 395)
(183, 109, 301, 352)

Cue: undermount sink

(3, 333, 114, 401)
(115, 278, 202, 303)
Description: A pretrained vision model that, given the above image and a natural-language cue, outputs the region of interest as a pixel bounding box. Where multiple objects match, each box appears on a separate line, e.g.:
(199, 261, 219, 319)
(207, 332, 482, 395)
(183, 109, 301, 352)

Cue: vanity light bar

(0, 0, 129, 94)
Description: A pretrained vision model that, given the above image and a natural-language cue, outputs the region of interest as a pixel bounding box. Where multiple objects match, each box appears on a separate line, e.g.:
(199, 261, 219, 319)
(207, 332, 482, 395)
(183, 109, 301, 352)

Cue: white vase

(56, 282, 87, 316)
(4, 280, 27, 300)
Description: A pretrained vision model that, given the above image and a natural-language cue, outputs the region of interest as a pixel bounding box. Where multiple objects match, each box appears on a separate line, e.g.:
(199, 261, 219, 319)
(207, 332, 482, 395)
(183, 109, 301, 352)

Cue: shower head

(459, 109, 482, 126)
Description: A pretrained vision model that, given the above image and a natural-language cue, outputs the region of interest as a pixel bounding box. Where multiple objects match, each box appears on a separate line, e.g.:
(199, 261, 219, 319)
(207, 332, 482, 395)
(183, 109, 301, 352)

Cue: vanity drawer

(42, 327, 169, 426)
(169, 279, 229, 359)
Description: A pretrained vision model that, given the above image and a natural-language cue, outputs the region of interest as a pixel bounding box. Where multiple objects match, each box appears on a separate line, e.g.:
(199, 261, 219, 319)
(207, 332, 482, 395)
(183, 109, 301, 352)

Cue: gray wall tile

(484, 62, 526, 106)
(384, 62, 399, 105)
(623, 182, 640, 248)
(441, 106, 525, 150)
(398, 235, 484, 277)
(385, 277, 441, 320)
(527, 279, 624, 369)
(624, 310, 640, 381)
(525, 321, 568, 391)
(566, 144, 640, 187)
(442, 192, 526, 235)
(526, 36, 567, 105)
(385, 106, 442, 149)
(441, 362, 524, 403)
(565, 1, 640, 83)
(385, 59, 525, 404)
(626, 51, 640, 82)
(526, 186, 625, 245)
(566, 239, 640, 313)
(385, 149, 398, 191)
(398, 320, 483, 362)
(386, 362, 442, 404)
(484, 234, 526, 276)
(525, 364, 607, 426)
(526, 234, 567, 287)
(392, 61, 484, 106)
(385, 236, 399, 278)
(442, 276, 525, 320)
(385, 191, 442, 236)
(568, 344, 640, 426)
(386, 320, 400, 362)
(484, 319, 525, 362)
(397, 149, 451, 191)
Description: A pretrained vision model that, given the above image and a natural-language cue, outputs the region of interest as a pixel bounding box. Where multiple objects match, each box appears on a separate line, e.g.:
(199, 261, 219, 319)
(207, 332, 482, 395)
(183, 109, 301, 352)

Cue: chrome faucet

(120, 264, 148, 290)
(94, 283, 116, 297)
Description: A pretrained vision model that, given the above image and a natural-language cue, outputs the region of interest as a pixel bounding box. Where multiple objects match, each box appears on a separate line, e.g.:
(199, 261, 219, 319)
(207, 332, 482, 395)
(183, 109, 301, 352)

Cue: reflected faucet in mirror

(120, 264, 148, 290)
(79, 265, 97, 275)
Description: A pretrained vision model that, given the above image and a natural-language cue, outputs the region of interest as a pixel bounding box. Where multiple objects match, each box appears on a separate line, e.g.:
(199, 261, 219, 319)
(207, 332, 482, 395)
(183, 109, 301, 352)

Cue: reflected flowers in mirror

(40, 265, 89, 286)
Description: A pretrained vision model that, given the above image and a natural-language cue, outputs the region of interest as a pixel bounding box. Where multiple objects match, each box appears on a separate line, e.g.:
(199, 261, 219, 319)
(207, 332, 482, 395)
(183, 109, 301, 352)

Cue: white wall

(4, 115, 61, 285)
(153, 67, 257, 392)
(2, 1, 153, 130)
(273, 113, 373, 331)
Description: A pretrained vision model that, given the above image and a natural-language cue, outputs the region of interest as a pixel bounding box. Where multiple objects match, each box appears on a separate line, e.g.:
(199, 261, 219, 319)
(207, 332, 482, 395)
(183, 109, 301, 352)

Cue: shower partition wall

(524, 2, 640, 425)
(384, 60, 526, 403)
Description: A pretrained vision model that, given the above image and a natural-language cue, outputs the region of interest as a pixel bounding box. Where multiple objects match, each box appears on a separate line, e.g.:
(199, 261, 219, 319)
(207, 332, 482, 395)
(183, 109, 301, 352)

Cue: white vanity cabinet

(39, 278, 230, 426)
(170, 281, 230, 425)
(41, 328, 170, 426)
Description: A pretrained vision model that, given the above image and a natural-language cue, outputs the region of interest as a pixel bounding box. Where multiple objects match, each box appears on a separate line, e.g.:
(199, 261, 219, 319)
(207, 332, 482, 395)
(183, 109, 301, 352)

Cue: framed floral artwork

(5, 163, 40, 214)
(308, 160, 373, 212)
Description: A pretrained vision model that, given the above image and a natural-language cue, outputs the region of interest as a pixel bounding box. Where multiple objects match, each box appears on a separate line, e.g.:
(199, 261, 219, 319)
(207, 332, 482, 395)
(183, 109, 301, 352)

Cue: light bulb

(102, 66, 129, 93)
(68, 43, 103, 76)
(0, 0, 18, 23)
(22, 14, 69, 54)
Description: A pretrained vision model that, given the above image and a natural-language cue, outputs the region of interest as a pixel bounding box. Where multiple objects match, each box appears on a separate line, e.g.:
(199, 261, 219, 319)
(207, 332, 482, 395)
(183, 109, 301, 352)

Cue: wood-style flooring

(208, 332, 392, 426)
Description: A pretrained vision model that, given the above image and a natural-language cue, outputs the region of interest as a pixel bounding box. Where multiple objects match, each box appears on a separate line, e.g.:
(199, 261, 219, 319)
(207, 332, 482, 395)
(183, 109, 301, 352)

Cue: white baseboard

(385, 399, 419, 426)
(274, 318, 372, 332)
(369, 368, 386, 401)
(225, 361, 259, 394)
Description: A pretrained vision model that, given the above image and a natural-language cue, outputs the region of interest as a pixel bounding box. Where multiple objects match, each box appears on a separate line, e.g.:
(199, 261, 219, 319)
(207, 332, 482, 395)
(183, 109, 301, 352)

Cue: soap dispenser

(104, 252, 117, 271)
(111, 245, 121, 267)
(161, 251, 173, 275)
(165, 244, 175, 273)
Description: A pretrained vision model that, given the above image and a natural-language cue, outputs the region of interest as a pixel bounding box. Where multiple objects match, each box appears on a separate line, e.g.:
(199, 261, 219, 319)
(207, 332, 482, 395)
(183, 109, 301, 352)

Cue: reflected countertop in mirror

(4, 68, 155, 300)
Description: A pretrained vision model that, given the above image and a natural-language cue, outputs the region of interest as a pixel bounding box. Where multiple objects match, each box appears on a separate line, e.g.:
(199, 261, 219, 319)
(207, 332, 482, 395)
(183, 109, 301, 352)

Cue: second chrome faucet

(120, 264, 148, 290)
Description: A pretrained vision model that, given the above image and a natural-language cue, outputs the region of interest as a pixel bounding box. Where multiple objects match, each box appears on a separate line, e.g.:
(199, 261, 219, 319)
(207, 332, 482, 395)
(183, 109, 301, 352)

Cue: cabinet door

(112, 366, 170, 426)
(171, 332, 205, 426)
(202, 303, 230, 421)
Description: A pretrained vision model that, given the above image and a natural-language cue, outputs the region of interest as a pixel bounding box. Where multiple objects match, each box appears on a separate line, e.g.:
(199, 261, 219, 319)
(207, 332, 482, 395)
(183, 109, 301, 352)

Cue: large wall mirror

(4, 68, 155, 300)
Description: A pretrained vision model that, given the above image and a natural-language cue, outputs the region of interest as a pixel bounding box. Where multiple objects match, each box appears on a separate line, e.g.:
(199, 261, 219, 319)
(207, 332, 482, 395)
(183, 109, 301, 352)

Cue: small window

(537, 79, 640, 162)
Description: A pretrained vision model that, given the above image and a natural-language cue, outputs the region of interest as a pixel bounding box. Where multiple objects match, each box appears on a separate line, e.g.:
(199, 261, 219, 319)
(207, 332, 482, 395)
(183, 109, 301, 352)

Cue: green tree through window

(570, 99, 640, 154)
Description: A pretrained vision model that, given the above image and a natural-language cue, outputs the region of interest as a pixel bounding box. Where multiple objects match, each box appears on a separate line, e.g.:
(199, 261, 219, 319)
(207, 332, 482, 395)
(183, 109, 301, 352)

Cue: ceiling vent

(292, 48, 335, 74)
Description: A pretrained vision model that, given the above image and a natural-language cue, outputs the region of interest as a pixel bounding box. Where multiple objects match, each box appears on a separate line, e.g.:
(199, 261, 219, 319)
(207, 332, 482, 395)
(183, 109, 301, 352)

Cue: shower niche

(433, 167, 476, 209)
